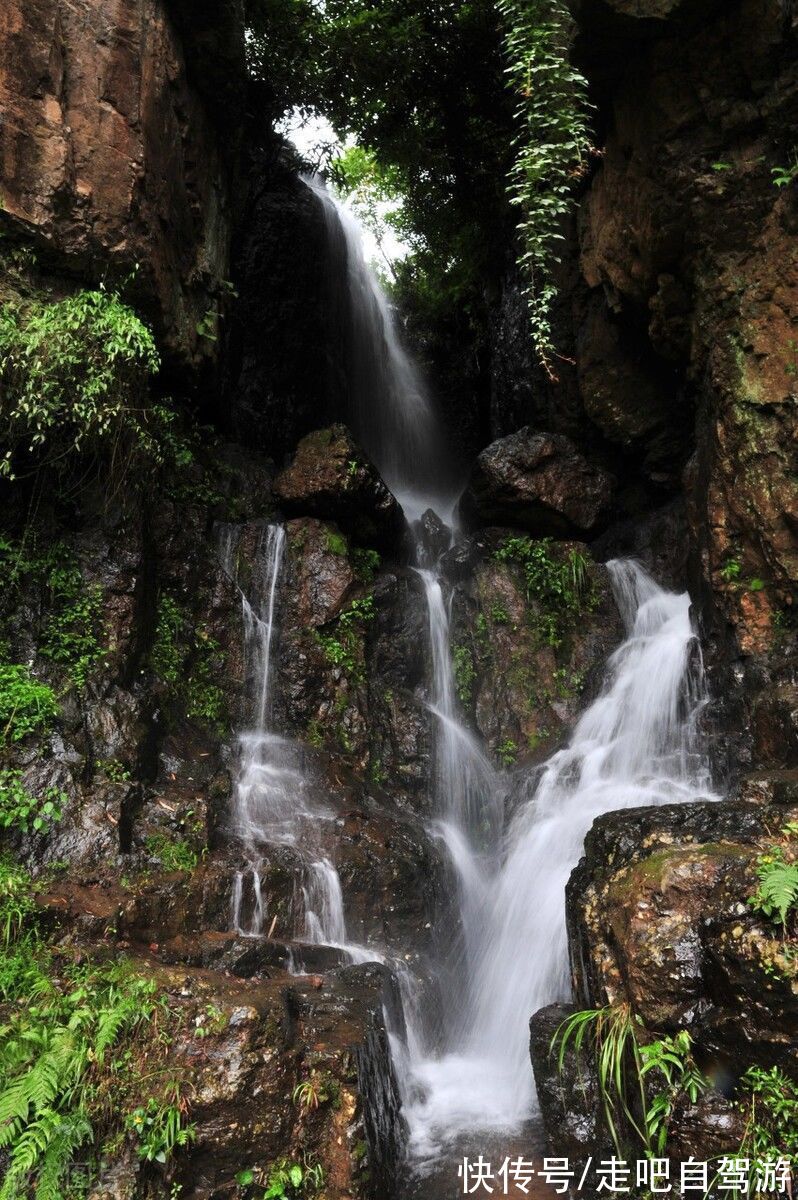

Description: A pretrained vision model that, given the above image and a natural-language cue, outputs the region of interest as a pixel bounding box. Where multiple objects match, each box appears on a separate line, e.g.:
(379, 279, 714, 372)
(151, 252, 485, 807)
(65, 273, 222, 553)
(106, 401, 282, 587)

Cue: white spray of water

(304, 175, 458, 527)
(218, 522, 367, 958)
(400, 558, 716, 1158)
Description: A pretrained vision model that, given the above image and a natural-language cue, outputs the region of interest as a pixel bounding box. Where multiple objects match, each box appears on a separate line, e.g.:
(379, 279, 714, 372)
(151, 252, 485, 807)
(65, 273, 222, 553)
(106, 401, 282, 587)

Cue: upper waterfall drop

(303, 174, 458, 527)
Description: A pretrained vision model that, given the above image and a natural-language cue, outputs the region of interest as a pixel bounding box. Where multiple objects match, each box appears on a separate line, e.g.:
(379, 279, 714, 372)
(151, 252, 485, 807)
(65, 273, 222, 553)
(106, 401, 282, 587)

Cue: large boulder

(458, 429, 614, 537)
(274, 426, 405, 549)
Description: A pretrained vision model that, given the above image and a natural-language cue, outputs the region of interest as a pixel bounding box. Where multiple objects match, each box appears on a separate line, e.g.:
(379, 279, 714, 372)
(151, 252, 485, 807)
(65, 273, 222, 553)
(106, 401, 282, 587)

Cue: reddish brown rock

(0, 0, 241, 366)
(274, 426, 404, 548)
(459, 429, 614, 537)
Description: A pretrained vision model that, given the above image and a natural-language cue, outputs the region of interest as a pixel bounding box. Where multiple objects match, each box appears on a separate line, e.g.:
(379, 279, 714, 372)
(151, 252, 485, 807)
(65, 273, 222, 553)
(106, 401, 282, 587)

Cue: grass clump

(553, 1005, 707, 1156)
(144, 833, 200, 874)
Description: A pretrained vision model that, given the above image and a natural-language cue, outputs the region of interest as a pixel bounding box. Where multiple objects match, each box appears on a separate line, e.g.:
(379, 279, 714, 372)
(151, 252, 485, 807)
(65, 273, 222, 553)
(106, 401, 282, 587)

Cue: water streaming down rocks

(303, 175, 457, 526)
(401, 558, 717, 1160)
(288, 182, 720, 1169)
(218, 521, 370, 956)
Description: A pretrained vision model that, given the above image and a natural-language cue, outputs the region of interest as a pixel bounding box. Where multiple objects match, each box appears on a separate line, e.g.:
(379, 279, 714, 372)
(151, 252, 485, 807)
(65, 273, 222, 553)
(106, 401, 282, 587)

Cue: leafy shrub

(0, 663, 59, 744)
(739, 1065, 798, 1162)
(0, 289, 160, 480)
(124, 1096, 195, 1163)
(553, 1005, 707, 1157)
(41, 570, 105, 688)
(452, 644, 476, 706)
(0, 769, 65, 835)
(315, 594, 375, 681)
(151, 594, 228, 734)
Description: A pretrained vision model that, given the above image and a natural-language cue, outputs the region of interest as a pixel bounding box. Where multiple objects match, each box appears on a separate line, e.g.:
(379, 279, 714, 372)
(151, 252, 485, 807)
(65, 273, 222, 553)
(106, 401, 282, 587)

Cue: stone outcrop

(531, 796, 798, 1163)
(274, 426, 405, 549)
(572, 0, 798, 664)
(0, 0, 242, 367)
(459, 429, 615, 537)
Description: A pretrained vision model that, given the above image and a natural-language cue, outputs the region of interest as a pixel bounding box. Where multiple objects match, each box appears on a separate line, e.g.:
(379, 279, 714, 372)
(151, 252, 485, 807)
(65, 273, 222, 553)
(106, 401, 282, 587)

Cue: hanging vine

(497, 0, 592, 379)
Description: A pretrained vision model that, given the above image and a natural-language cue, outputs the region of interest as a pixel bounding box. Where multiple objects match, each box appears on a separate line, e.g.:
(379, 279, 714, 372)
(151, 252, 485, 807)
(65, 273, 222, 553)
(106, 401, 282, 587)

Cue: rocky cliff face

(0, 0, 243, 368)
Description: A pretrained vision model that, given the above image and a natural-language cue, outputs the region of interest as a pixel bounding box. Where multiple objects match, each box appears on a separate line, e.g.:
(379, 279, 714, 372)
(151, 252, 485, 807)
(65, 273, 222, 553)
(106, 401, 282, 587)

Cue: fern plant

(497, 0, 592, 377)
(750, 850, 798, 930)
(0, 879, 187, 1198)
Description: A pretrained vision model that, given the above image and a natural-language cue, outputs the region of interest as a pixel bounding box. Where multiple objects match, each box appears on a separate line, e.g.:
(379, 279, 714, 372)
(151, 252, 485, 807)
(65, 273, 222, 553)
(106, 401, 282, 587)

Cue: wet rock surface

(459, 429, 614, 537)
(274, 426, 405, 550)
(0, 0, 241, 368)
(530, 797, 798, 1163)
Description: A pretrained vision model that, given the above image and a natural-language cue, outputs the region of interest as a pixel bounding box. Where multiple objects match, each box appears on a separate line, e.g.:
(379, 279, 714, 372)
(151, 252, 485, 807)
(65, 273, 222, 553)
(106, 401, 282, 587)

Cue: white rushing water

(401, 558, 716, 1158)
(218, 522, 368, 956)
(304, 175, 458, 526)
(229, 178, 719, 1170)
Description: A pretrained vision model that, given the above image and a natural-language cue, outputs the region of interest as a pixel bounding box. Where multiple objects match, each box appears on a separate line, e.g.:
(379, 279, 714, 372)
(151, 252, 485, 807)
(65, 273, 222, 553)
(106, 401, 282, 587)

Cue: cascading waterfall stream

(218, 522, 368, 957)
(255, 176, 719, 1176)
(304, 175, 458, 526)
(402, 558, 717, 1159)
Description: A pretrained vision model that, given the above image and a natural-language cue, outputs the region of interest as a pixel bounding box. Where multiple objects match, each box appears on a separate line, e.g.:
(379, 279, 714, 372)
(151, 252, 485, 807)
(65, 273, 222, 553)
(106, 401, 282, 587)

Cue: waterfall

(218, 522, 368, 956)
(245, 175, 719, 1172)
(303, 175, 458, 526)
(401, 557, 716, 1157)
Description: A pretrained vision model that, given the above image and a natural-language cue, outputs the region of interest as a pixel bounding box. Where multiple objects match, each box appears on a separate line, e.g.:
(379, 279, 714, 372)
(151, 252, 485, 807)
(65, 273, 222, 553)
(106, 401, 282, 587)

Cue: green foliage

(0, 857, 36, 947)
(750, 841, 798, 931)
(324, 530, 348, 556)
(553, 1006, 707, 1157)
(97, 758, 132, 784)
(151, 594, 228, 734)
(0, 288, 160, 481)
(315, 594, 375, 681)
(771, 150, 798, 188)
(40, 565, 105, 689)
(495, 536, 594, 647)
(739, 1065, 798, 1163)
(262, 1158, 324, 1198)
(0, 537, 106, 690)
(490, 603, 509, 625)
(352, 547, 381, 584)
(452, 643, 476, 706)
(0, 872, 190, 1196)
(496, 737, 517, 766)
(638, 1030, 707, 1155)
(124, 1096, 195, 1163)
(0, 662, 59, 745)
(144, 833, 200, 874)
(497, 0, 591, 374)
(720, 556, 743, 582)
(0, 769, 65, 836)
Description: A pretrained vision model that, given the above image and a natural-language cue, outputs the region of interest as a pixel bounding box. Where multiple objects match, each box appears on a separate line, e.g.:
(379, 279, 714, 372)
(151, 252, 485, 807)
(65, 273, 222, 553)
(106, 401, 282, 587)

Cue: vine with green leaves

(497, 0, 592, 376)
